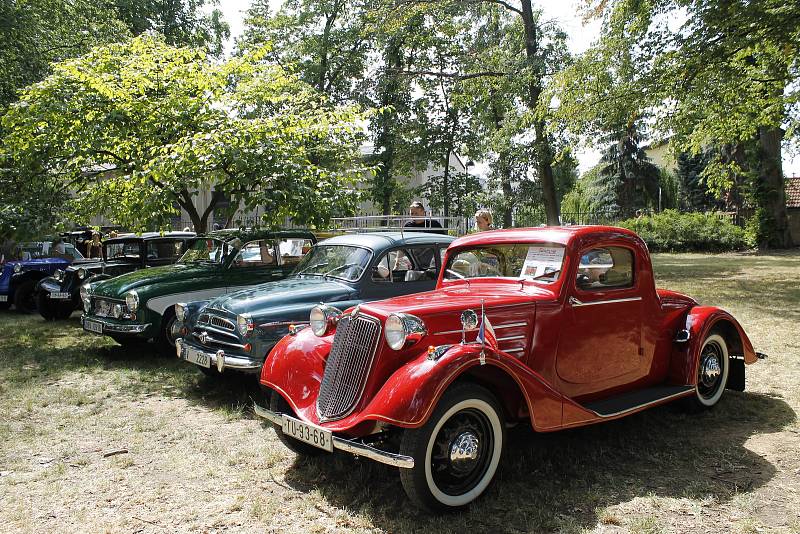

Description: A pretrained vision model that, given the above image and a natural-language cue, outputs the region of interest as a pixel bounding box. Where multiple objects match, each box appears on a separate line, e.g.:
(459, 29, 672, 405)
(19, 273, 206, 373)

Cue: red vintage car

(256, 226, 763, 511)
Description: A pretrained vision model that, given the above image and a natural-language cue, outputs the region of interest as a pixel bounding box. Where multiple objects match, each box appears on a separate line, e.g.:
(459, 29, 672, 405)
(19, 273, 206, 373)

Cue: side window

(576, 247, 634, 290)
(232, 240, 277, 267)
(371, 249, 414, 283)
(146, 240, 185, 261)
(407, 247, 439, 280)
(276, 238, 313, 266)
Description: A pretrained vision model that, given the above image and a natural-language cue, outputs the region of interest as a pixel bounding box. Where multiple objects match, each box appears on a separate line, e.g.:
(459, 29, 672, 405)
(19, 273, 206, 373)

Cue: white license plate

(50, 292, 71, 300)
(84, 319, 103, 334)
(184, 346, 211, 368)
(0, 295, 7, 302)
(282, 415, 333, 452)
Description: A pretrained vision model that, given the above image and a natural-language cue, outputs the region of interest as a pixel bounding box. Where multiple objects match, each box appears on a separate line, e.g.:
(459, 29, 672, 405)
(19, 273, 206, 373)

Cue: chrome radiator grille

(317, 314, 381, 421)
(197, 313, 235, 332)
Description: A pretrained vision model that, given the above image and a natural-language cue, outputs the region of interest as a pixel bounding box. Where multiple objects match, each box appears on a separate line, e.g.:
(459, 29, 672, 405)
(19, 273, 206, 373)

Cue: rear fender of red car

(667, 306, 758, 390)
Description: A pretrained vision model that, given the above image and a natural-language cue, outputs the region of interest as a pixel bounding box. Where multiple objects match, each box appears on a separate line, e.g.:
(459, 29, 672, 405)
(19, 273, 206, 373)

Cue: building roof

(787, 177, 800, 208)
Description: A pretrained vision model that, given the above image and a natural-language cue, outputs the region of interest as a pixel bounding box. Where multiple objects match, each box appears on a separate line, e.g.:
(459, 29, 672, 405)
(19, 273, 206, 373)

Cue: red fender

(668, 306, 757, 385)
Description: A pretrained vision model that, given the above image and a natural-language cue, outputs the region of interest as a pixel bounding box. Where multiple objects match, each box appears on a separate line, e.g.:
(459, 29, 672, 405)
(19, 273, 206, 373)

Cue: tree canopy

(0, 36, 366, 234)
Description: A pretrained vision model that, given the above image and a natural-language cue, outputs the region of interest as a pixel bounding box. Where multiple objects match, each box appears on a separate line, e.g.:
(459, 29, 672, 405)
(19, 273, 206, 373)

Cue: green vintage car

(80, 229, 317, 353)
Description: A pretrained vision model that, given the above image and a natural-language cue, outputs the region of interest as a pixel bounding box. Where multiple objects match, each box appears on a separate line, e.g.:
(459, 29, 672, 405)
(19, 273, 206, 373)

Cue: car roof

(107, 231, 196, 242)
(203, 228, 317, 241)
(319, 231, 456, 250)
(450, 226, 641, 249)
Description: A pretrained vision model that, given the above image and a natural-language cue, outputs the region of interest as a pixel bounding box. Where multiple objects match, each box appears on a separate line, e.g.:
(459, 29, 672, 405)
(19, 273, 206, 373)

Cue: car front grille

(193, 311, 243, 349)
(197, 313, 236, 332)
(317, 313, 381, 422)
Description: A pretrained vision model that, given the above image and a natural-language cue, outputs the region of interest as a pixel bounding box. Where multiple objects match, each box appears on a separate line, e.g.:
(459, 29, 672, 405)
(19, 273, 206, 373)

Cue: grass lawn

(1, 251, 799, 533)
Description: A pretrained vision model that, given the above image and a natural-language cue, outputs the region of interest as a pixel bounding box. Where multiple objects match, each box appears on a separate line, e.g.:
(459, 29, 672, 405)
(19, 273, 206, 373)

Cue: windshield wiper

(296, 261, 329, 276)
(529, 269, 561, 281)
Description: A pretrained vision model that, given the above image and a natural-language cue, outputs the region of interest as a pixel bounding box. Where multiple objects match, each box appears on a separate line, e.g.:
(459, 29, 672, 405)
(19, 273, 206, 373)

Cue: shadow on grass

(278, 391, 794, 532)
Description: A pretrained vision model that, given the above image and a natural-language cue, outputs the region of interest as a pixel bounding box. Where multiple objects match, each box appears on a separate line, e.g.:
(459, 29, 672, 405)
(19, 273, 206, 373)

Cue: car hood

(357, 280, 558, 320)
(207, 276, 356, 318)
(92, 263, 216, 296)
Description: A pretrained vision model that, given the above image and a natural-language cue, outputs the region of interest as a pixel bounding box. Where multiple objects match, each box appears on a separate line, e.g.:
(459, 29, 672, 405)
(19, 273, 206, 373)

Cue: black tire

(52, 301, 75, 320)
(685, 333, 730, 411)
(399, 382, 505, 512)
(156, 309, 180, 356)
(269, 391, 325, 457)
(13, 280, 37, 314)
(37, 291, 56, 320)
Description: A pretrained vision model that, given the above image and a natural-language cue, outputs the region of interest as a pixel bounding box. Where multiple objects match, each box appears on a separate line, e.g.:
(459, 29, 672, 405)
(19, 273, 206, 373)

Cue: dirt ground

(1, 251, 799, 533)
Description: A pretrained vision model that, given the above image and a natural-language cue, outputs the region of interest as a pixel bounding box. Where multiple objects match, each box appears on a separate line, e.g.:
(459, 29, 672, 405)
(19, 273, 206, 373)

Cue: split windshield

(179, 238, 231, 264)
(443, 243, 565, 283)
(293, 245, 372, 282)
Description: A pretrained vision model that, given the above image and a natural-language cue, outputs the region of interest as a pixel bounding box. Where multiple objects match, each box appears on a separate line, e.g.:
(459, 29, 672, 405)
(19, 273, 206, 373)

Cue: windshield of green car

(443, 243, 565, 283)
(179, 238, 229, 264)
(292, 245, 372, 282)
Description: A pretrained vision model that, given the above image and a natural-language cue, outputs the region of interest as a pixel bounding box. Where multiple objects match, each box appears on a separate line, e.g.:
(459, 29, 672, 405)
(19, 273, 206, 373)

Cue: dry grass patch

(0, 250, 799, 533)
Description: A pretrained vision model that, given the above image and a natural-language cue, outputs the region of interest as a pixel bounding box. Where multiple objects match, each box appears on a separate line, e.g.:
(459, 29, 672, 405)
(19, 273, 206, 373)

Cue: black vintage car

(37, 231, 194, 320)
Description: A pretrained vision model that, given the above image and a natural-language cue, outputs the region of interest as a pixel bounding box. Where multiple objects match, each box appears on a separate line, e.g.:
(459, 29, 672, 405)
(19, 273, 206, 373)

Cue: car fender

(669, 306, 758, 386)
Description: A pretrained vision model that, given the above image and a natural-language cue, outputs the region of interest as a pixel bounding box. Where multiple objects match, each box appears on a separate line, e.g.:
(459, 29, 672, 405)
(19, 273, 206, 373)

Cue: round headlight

(237, 314, 254, 336)
(113, 304, 124, 319)
(310, 304, 342, 337)
(13, 263, 22, 273)
(77, 268, 86, 280)
(83, 298, 91, 313)
(175, 303, 187, 323)
(54, 269, 64, 282)
(384, 313, 427, 351)
(80, 283, 90, 302)
(125, 290, 139, 312)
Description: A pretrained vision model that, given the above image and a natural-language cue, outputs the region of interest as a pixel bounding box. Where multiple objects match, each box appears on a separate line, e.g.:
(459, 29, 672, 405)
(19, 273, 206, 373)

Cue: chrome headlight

(112, 303, 124, 319)
(237, 314, 254, 336)
(76, 267, 87, 280)
(53, 269, 64, 282)
(80, 283, 91, 303)
(175, 303, 187, 323)
(125, 290, 139, 312)
(385, 313, 427, 351)
(310, 304, 342, 337)
(13, 263, 22, 273)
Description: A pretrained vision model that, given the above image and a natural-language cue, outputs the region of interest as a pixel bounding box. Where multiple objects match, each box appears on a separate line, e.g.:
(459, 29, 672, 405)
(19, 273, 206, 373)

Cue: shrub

(617, 210, 754, 252)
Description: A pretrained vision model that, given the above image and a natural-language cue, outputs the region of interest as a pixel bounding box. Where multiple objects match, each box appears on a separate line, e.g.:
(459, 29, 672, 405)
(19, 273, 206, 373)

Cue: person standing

(86, 232, 103, 258)
(474, 209, 494, 232)
(403, 201, 446, 235)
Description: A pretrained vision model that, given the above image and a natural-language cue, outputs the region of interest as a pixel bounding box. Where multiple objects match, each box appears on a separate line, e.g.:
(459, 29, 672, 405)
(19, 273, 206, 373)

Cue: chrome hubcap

(700, 354, 721, 388)
(449, 431, 480, 469)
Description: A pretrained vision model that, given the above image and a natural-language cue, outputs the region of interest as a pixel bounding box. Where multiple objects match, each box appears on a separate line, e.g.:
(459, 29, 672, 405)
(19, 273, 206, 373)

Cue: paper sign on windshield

(520, 246, 565, 279)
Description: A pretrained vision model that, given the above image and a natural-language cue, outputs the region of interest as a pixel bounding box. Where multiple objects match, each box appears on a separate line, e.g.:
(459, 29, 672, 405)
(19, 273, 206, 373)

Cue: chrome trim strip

(569, 296, 642, 307)
(494, 321, 528, 330)
(191, 332, 245, 350)
(253, 404, 414, 469)
(505, 347, 525, 353)
(432, 328, 464, 336)
(179, 342, 260, 371)
(497, 334, 526, 342)
(260, 320, 310, 329)
(194, 324, 238, 338)
(81, 316, 151, 333)
(588, 388, 694, 418)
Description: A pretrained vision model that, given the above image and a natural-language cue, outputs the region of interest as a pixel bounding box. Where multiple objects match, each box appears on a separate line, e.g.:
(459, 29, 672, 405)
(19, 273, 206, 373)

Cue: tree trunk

(177, 188, 221, 234)
(520, 0, 560, 226)
(758, 126, 792, 248)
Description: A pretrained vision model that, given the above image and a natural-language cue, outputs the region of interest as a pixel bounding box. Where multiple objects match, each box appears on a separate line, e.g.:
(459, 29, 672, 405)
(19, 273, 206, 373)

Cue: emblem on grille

(199, 331, 210, 345)
(352, 305, 360, 319)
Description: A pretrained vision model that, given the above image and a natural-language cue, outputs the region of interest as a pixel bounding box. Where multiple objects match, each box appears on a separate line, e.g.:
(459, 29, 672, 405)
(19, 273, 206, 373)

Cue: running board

(582, 385, 694, 417)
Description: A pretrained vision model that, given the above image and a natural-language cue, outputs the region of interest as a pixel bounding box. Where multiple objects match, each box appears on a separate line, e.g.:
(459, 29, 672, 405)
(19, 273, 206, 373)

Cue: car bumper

(38, 279, 78, 302)
(253, 403, 414, 469)
(175, 338, 261, 373)
(81, 315, 152, 334)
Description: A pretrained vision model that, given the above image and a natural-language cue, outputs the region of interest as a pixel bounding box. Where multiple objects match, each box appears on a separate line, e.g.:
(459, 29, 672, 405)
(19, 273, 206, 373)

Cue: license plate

(281, 415, 333, 452)
(184, 346, 211, 368)
(0, 295, 7, 302)
(50, 292, 71, 299)
(84, 319, 103, 334)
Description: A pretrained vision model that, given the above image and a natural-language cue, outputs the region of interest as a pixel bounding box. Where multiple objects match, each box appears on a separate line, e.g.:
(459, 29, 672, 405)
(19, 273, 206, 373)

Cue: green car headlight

(237, 314, 254, 336)
(125, 290, 139, 313)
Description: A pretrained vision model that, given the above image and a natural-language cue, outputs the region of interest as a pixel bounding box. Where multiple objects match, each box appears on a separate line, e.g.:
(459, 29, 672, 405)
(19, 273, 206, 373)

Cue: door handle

(569, 296, 584, 307)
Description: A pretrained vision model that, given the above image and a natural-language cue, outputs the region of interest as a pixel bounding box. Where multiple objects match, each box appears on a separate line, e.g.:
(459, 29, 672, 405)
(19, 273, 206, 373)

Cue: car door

(555, 245, 644, 398)
(275, 237, 314, 278)
(363, 246, 441, 300)
(224, 239, 283, 292)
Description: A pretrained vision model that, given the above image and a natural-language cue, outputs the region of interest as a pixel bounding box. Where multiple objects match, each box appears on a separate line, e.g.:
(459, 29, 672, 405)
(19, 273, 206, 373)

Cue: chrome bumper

(81, 315, 150, 334)
(253, 403, 414, 469)
(175, 338, 261, 373)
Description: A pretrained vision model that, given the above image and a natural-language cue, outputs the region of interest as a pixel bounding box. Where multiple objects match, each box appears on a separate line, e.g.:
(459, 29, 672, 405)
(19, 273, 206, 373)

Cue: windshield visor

(293, 245, 372, 282)
(444, 243, 565, 283)
(179, 238, 229, 264)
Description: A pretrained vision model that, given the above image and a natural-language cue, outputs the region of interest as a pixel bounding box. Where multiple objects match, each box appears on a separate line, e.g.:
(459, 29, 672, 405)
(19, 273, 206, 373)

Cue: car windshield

(443, 243, 565, 283)
(179, 238, 230, 264)
(105, 240, 142, 261)
(293, 245, 372, 282)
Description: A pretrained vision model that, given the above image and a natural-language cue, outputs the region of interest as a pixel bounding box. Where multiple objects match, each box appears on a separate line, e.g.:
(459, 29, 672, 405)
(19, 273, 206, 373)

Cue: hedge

(616, 210, 754, 252)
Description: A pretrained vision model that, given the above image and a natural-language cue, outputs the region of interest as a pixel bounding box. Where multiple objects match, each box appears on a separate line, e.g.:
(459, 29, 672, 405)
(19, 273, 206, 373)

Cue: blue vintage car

(175, 231, 455, 375)
(0, 241, 85, 312)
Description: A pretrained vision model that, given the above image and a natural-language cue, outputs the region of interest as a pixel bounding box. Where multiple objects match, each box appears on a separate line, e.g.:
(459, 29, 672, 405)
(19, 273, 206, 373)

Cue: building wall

(789, 209, 800, 244)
